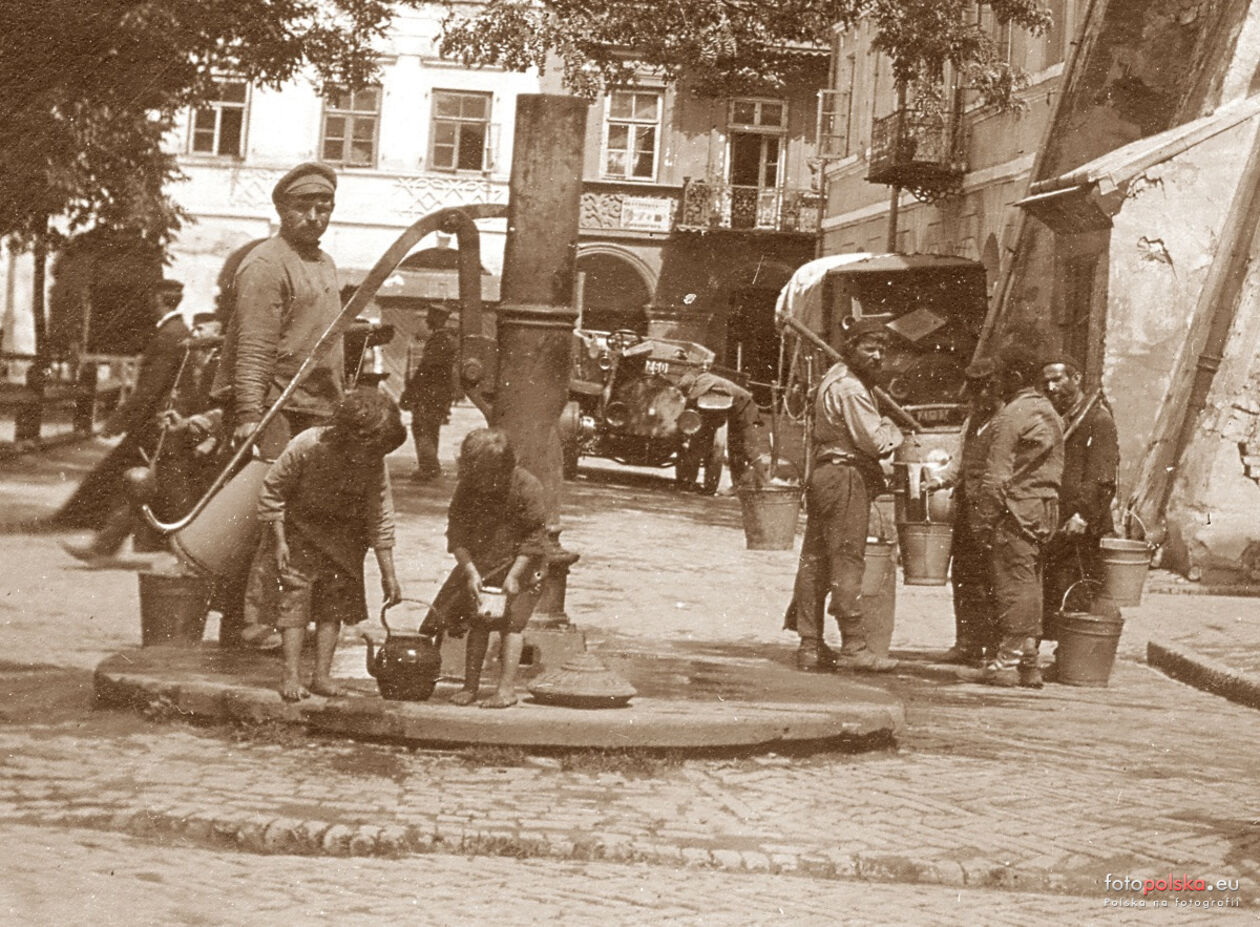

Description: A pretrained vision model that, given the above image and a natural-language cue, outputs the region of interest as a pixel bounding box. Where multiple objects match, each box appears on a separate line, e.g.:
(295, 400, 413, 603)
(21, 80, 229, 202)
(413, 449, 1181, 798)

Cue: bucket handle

(1122, 510, 1153, 547)
(1060, 578, 1103, 615)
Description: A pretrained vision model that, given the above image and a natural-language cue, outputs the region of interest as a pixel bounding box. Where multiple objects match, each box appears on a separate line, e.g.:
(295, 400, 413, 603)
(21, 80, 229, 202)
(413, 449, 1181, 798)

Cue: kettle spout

(361, 633, 377, 678)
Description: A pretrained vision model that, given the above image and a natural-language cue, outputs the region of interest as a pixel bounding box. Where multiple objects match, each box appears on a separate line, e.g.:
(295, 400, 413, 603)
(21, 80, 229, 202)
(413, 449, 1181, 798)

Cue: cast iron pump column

(493, 95, 587, 623)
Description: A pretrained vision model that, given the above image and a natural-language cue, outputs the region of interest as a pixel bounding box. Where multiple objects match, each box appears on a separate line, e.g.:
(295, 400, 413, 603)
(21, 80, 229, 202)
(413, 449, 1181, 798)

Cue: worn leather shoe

(979, 663, 1020, 687)
(835, 650, 898, 673)
(796, 642, 837, 672)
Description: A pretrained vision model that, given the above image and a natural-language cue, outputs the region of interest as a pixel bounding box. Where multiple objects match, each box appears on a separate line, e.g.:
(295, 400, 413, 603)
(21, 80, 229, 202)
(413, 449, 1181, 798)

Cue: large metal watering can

(141, 204, 506, 577)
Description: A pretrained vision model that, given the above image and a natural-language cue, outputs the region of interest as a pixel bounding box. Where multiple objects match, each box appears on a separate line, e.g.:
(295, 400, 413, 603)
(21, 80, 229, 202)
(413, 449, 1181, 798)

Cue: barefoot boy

(248, 388, 406, 700)
(422, 428, 546, 708)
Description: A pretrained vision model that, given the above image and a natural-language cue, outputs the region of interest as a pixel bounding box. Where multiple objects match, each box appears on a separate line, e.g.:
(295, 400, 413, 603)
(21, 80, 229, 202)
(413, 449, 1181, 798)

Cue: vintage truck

(559, 328, 735, 494)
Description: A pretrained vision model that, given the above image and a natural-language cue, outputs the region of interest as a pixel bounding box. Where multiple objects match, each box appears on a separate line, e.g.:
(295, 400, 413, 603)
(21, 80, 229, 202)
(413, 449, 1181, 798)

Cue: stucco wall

(1102, 124, 1253, 498)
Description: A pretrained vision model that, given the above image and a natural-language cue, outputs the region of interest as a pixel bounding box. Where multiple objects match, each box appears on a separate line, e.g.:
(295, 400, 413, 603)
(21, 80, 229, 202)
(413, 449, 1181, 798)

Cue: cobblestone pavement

(3, 825, 1252, 926)
(1, 407, 1259, 917)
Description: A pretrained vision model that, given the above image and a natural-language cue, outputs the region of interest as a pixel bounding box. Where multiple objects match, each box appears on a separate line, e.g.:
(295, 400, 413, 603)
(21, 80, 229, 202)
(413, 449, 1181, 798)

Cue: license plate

(644, 359, 674, 377)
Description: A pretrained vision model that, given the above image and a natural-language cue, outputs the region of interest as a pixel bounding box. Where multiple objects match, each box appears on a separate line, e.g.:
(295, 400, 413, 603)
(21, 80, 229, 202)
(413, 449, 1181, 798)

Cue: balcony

(677, 180, 821, 234)
(867, 109, 966, 203)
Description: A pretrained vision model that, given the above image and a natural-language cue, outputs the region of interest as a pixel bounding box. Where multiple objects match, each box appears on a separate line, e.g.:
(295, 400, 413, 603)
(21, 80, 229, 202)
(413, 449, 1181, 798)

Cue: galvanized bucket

(1054, 580, 1124, 687)
(737, 485, 803, 550)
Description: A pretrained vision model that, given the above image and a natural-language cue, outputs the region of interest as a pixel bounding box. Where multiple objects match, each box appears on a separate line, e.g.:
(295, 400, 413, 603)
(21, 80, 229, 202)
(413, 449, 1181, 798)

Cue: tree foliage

(0, 0, 401, 250)
(441, 0, 1052, 102)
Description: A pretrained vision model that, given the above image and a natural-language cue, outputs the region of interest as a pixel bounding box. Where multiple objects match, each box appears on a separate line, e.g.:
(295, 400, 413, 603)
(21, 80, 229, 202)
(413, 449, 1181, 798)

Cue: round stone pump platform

(94, 637, 904, 753)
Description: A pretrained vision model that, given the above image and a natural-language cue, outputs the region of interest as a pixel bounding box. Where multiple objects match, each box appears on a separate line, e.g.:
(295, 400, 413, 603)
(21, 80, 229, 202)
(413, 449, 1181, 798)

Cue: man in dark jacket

(60, 279, 191, 562)
(400, 305, 457, 481)
(1041, 354, 1120, 640)
(974, 345, 1064, 688)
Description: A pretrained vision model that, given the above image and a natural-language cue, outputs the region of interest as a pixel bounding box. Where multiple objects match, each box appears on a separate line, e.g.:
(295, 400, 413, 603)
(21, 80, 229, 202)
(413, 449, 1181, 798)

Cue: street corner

(91, 640, 905, 753)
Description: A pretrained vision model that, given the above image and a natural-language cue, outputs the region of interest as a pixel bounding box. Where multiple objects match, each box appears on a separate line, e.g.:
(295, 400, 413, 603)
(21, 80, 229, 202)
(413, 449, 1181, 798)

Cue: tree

(0, 0, 403, 354)
(440, 0, 1051, 104)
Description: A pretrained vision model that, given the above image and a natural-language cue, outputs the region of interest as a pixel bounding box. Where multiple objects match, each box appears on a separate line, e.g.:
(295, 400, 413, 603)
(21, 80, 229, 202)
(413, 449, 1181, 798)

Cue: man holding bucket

(1040, 354, 1119, 652)
(973, 345, 1063, 688)
(208, 162, 346, 647)
(925, 358, 1002, 666)
(788, 316, 903, 673)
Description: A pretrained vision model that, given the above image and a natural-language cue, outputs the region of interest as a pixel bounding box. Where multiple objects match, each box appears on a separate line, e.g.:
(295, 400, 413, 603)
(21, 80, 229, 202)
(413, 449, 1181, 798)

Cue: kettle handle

(379, 601, 396, 634)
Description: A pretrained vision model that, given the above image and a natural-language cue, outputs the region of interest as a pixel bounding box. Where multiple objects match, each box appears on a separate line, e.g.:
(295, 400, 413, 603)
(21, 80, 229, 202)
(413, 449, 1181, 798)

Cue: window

(430, 90, 492, 171)
(728, 98, 787, 188)
(603, 90, 662, 181)
(188, 79, 248, 157)
(321, 86, 380, 167)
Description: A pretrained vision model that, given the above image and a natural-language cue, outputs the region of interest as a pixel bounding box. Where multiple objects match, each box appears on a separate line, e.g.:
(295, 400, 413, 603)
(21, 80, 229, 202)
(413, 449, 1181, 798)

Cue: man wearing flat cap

(209, 162, 345, 647)
(926, 357, 1002, 665)
(787, 315, 903, 673)
(1040, 354, 1119, 656)
(211, 161, 345, 460)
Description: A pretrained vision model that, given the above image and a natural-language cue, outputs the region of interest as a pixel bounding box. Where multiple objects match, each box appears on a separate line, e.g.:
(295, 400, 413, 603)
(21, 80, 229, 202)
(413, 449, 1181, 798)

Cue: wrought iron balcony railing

(677, 180, 821, 233)
(867, 108, 966, 202)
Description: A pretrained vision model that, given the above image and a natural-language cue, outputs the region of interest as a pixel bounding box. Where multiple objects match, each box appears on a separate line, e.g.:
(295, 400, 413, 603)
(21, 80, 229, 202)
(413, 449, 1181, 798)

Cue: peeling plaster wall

(1163, 259, 1260, 583)
(1103, 123, 1254, 497)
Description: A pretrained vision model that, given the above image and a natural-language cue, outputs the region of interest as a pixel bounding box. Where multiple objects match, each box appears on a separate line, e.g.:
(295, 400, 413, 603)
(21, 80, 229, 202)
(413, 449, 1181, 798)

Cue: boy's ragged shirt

(446, 466, 547, 571)
(257, 426, 396, 571)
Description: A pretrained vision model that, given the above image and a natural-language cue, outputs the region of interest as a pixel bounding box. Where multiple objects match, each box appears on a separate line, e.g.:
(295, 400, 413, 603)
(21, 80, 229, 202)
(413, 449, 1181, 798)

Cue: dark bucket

(139, 571, 212, 646)
(737, 485, 802, 550)
(1056, 610, 1124, 687)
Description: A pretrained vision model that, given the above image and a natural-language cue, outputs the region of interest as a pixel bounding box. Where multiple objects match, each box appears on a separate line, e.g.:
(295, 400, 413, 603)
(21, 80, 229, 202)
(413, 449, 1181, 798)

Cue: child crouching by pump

(246, 388, 406, 701)
(421, 428, 546, 708)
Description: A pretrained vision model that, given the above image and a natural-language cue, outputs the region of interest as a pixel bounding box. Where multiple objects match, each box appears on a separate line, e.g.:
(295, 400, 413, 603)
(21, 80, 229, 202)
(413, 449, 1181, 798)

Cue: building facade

(570, 59, 829, 402)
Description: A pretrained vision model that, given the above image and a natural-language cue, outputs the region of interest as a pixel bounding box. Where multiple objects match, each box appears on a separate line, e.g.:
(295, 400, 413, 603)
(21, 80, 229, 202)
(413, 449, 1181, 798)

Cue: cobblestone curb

(34, 806, 1089, 897)
(1147, 640, 1260, 710)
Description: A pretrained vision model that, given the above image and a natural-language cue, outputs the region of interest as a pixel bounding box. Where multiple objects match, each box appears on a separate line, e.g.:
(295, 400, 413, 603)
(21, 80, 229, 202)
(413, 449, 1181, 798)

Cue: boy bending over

(248, 388, 406, 701)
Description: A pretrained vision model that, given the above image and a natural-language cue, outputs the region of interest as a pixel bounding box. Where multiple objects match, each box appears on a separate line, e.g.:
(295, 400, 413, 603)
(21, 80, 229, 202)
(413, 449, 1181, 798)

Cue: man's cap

(272, 162, 337, 203)
(1043, 353, 1083, 375)
(841, 316, 890, 343)
(156, 278, 184, 291)
(964, 357, 995, 380)
(192, 311, 218, 325)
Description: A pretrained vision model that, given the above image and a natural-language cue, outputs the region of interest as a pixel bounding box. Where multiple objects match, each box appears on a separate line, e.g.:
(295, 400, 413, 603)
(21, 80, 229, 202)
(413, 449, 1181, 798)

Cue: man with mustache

(788, 316, 903, 673)
(209, 161, 346, 647)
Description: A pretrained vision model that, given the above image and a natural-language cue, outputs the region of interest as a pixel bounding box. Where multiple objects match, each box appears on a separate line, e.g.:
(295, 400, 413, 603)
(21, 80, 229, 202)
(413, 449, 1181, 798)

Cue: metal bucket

(139, 571, 212, 646)
(168, 457, 271, 578)
(861, 540, 897, 659)
(737, 485, 802, 550)
(897, 521, 953, 586)
(1054, 581, 1124, 687)
(1100, 537, 1152, 606)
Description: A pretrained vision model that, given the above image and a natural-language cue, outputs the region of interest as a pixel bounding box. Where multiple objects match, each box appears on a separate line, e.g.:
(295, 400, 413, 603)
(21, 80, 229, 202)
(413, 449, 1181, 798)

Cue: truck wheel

(700, 423, 727, 496)
(560, 401, 581, 480)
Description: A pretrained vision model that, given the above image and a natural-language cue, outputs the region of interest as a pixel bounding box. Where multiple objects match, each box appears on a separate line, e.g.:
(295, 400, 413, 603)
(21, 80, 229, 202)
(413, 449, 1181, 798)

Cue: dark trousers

(792, 461, 871, 651)
(410, 410, 444, 477)
(726, 393, 770, 480)
(950, 507, 997, 655)
(1042, 533, 1104, 640)
(990, 500, 1056, 658)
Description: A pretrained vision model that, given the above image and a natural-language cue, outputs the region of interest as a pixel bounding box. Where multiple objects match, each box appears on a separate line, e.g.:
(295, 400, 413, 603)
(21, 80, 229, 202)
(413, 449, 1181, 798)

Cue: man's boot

(980, 637, 1022, 687)
(796, 639, 836, 672)
(1018, 637, 1043, 689)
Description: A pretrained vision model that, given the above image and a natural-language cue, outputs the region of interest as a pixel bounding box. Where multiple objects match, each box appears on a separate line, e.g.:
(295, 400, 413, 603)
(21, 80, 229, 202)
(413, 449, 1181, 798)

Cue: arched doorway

(576, 249, 654, 332)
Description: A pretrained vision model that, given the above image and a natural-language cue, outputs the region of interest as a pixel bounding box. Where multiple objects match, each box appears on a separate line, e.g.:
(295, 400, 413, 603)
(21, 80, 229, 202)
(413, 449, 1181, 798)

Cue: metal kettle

(362, 601, 442, 701)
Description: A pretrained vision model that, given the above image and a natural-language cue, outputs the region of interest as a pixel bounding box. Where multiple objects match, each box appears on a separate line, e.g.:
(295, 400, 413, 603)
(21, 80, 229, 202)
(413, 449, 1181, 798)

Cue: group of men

(790, 316, 1118, 689)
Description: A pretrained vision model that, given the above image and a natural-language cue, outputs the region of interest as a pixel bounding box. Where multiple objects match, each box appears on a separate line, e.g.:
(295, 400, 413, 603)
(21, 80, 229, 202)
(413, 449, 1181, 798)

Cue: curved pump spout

(362, 634, 378, 679)
(141, 203, 507, 543)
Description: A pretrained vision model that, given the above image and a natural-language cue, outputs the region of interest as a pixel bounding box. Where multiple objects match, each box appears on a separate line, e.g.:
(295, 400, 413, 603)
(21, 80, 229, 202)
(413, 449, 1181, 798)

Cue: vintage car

(559, 328, 734, 494)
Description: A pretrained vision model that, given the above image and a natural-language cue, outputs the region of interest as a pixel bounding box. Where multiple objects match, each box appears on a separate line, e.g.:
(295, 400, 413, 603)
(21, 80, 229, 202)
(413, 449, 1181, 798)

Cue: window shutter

(816, 89, 849, 160)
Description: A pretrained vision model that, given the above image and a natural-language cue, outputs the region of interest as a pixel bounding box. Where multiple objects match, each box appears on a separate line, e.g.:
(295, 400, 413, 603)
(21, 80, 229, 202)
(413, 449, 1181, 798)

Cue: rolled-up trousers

(792, 461, 871, 651)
